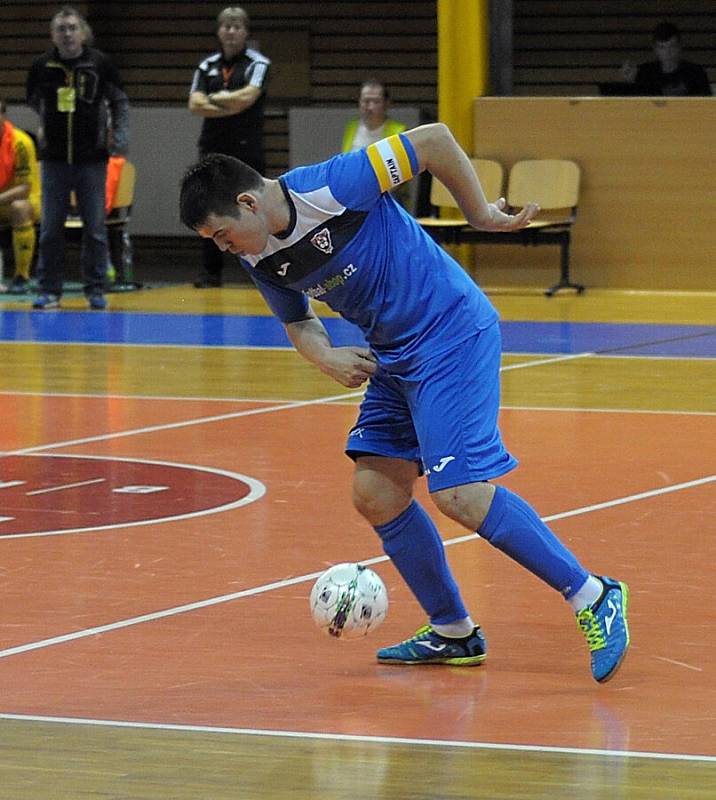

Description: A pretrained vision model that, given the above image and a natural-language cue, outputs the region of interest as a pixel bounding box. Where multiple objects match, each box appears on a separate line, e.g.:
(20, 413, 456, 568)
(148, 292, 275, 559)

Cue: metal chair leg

(545, 234, 585, 296)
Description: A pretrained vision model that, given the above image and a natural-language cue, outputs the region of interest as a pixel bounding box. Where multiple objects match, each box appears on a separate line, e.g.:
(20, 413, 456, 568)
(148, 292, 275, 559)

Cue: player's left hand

(479, 198, 540, 232)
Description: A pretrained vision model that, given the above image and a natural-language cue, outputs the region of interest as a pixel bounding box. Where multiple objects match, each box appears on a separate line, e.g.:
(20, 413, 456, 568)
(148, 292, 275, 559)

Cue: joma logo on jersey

(386, 156, 401, 186)
(310, 228, 334, 254)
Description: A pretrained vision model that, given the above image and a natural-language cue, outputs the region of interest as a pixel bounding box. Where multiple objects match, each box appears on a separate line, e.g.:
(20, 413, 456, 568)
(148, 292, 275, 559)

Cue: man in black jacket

(622, 22, 712, 97)
(27, 5, 129, 309)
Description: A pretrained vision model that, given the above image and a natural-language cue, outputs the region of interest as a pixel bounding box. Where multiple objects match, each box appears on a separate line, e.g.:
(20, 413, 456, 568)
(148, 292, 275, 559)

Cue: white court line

(653, 657, 703, 673)
(26, 478, 106, 496)
(501, 352, 593, 370)
(1, 473, 712, 661)
(3, 338, 714, 360)
(1, 352, 585, 458)
(1, 388, 713, 416)
(0, 351, 616, 458)
(0, 455, 267, 540)
(0, 713, 714, 763)
(3, 389, 364, 457)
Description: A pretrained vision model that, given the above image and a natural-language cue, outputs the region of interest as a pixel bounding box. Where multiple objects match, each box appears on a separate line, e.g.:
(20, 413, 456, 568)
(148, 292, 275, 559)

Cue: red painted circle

(0, 454, 258, 536)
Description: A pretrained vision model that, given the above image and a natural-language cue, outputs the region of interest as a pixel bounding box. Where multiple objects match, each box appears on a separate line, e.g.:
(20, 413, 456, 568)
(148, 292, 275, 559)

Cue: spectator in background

(342, 79, 411, 209)
(622, 21, 712, 96)
(27, 5, 129, 310)
(189, 5, 270, 289)
(342, 79, 406, 153)
(0, 98, 41, 294)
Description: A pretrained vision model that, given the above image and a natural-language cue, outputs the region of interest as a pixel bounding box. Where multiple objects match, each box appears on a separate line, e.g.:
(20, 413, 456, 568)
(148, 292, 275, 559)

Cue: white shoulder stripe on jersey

(242, 186, 346, 267)
(250, 63, 268, 88)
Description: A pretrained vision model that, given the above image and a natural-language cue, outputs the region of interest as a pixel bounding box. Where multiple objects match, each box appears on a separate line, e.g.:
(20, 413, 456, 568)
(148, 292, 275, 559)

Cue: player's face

(197, 208, 269, 257)
(51, 15, 86, 59)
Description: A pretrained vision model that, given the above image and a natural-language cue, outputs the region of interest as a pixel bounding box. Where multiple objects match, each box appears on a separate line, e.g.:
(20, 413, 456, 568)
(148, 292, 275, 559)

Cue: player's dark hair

(0, 98, 6, 114)
(179, 153, 263, 231)
(653, 22, 680, 42)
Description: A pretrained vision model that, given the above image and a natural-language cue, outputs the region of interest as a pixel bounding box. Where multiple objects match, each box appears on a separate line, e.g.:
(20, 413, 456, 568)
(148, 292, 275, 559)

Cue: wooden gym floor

(0, 282, 715, 799)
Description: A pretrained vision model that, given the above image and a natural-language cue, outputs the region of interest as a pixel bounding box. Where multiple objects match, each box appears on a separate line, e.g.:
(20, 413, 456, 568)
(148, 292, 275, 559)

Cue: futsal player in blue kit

(179, 122, 630, 683)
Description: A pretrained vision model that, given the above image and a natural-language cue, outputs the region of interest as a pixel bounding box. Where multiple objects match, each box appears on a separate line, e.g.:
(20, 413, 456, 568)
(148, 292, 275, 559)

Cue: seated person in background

(0, 98, 40, 294)
(621, 21, 712, 96)
(342, 79, 406, 152)
(343, 79, 411, 209)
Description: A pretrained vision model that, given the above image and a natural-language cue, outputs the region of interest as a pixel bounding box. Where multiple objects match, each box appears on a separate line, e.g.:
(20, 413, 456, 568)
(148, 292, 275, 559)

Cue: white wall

(288, 105, 421, 167)
(8, 103, 421, 236)
(9, 104, 204, 237)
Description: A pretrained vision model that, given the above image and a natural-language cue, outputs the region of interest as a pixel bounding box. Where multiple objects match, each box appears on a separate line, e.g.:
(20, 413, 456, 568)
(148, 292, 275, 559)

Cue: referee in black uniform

(188, 6, 270, 287)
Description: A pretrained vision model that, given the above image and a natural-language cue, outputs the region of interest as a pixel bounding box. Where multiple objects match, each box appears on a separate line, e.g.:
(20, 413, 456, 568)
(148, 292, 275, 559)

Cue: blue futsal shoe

(377, 624, 487, 666)
(576, 577, 630, 683)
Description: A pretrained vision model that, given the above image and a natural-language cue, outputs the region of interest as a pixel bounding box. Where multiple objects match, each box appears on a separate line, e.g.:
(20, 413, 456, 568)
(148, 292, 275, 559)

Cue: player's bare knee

(432, 481, 495, 530)
(352, 458, 416, 526)
(9, 199, 32, 227)
(352, 479, 407, 526)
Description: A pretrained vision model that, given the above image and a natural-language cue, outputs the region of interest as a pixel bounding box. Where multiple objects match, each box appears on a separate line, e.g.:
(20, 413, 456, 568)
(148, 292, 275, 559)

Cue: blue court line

(1, 310, 714, 357)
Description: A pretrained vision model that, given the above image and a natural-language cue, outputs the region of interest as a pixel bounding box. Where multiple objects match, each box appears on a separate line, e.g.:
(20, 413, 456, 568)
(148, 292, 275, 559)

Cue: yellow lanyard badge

(57, 86, 76, 113)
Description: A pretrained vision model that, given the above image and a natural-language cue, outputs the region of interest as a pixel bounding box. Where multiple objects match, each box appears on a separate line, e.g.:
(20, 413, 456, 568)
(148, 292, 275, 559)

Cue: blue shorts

(345, 322, 517, 492)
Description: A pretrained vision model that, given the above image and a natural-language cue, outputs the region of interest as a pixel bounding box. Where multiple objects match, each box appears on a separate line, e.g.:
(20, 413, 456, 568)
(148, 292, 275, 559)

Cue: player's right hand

(320, 347, 377, 388)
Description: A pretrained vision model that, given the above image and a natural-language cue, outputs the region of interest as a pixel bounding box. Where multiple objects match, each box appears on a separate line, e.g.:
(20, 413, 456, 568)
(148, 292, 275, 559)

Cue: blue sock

(375, 500, 468, 625)
(478, 485, 589, 599)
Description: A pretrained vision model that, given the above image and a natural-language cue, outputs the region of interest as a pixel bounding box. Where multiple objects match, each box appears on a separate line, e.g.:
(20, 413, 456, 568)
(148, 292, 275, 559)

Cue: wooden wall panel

(471, 97, 716, 291)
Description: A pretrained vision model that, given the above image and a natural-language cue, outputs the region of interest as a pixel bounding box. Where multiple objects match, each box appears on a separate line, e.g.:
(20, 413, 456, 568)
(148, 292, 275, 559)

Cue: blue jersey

(240, 133, 498, 373)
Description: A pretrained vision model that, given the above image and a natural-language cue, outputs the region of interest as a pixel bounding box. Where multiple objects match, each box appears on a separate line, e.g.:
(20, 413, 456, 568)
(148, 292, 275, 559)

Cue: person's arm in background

(0, 137, 32, 205)
(0, 184, 29, 205)
(208, 84, 262, 115)
(404, 123, 539, 231)
(25, 60, 46, 150)
(104, 56, 129, 156)
(208, 57, 269, 115)
(188, 62, 234, 118)
(189, 89, 235, 118)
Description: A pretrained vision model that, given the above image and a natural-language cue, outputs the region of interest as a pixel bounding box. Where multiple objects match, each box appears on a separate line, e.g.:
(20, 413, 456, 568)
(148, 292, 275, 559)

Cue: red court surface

(1, 394, 714, 759)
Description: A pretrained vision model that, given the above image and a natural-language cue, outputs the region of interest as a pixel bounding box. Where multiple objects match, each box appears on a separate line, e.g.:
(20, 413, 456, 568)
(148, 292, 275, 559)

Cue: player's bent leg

(352, 457, 486, 666)
(433, 481, 630, 681)
(352, 456, 419, 527)
(435, 482, 590, 597)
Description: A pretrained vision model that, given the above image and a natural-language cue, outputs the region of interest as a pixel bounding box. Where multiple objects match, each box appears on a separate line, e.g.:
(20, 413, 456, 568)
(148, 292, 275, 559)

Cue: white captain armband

(366, 135, 414, 193)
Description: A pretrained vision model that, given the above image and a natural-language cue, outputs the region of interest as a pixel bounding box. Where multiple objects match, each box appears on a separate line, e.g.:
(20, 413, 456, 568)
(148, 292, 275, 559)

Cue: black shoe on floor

(193, 277, 223, 289)
(8, 276, 29, 294)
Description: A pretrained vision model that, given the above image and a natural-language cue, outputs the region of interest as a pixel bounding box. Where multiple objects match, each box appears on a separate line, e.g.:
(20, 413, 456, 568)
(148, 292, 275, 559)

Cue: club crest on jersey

(310, 227, 334, 254)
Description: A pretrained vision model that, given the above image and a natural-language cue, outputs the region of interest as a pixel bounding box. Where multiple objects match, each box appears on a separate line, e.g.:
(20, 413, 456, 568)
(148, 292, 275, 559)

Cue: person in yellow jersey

(0, 99, 41, 294)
